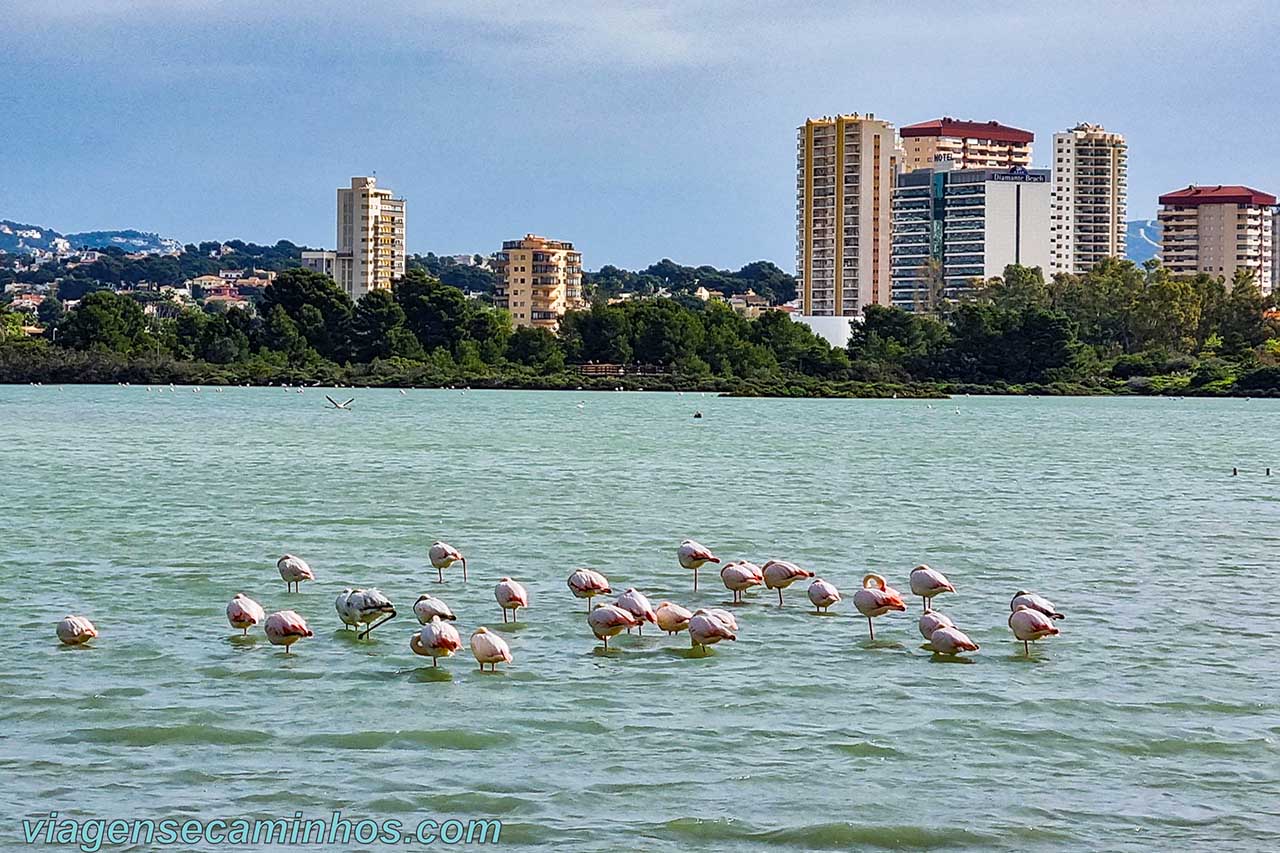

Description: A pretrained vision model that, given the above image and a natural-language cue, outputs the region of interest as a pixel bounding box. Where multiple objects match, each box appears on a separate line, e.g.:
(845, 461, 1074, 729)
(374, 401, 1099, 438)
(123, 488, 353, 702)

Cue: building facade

(1157, 185, 1276, 293)
(795, 113, 896, 317)
(899, 118, 1033, 173)
(1051, 124, 1127, 274)
(300, 250, 337, 279)
(494, 234, 583, 329)
(891, 165, 1052, 310)
(332, 177, 406, 301)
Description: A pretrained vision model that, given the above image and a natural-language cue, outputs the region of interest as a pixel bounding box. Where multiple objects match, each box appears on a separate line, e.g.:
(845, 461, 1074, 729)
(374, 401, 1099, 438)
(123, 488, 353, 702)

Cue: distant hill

(1126, 219, 1161, 264)
(0, 220, 181, 255)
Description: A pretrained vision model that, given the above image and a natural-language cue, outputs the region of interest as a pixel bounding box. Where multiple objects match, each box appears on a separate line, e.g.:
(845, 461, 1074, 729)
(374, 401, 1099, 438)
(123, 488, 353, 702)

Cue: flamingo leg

(694, 568, 698, 592)
(1024, 640, 1030, 655)
(462, 559, 468, 583)
(778, 588, 783, 607)
(603, 636, 609, 651)
(867, 617, 875, 640)
(638, 624, 643, 636)
(437, 568, 444, 584)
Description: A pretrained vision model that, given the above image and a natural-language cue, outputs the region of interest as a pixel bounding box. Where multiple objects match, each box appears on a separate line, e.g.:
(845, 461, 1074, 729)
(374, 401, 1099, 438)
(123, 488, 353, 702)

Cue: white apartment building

(1051, 124, 1128, 274)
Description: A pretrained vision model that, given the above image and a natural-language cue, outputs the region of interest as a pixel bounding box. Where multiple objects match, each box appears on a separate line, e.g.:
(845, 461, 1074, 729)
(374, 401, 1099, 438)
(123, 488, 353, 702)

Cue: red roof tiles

(1158, 185, 1277, 207)
(900, 117, 1033, 144)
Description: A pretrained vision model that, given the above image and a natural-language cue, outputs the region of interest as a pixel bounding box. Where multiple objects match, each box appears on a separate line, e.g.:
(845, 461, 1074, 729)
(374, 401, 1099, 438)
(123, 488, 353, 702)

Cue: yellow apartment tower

(334, 176, 406, 301)
(494, 234, 584, 328)
(1158, 185, 1276, 293)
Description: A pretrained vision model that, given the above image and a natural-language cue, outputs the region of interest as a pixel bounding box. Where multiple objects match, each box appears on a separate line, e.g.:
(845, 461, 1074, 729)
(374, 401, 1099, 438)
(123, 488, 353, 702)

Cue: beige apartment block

(900, 117, 1033, 173)
(331, 177, 406, 301)
(494, 234, 583, 329)
(795, 113, 896, 316)
(1051, 124, 1128, 274)
(1158, 185, 1276, 294)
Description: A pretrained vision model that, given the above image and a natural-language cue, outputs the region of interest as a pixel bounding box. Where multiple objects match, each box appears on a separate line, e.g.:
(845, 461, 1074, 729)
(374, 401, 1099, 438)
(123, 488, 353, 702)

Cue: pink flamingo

(761, 560, 814, 607)
(566, 569, 611, 612)
(807, 578, 841, 613)
(688, 609, 736, 655)
(429, 541, 467, 583)
(1010, 591, 1065, 620)
(909, 564, 955, 612)
(655, 601, 692, 635)
(929, 625, 979, 656)
(495, 578, 529, 623)
(615, 588, 657, 635)
(277, 554, 315, 592)
(226, 593, 265, 636)
(410, 617, 463, 666)
(587, 603, 640, 650)
(264, 610, 313, 653)
(852, 573, 906, 639)
(678, 539, 720, 591)
(918, 610, 954, 642)
(720, 561, 764, 604)
(1009, 605, 1061, 654)
(470, 627, 512, 671)
(56, 615, 97, 646)
(412, 594, 456, 624)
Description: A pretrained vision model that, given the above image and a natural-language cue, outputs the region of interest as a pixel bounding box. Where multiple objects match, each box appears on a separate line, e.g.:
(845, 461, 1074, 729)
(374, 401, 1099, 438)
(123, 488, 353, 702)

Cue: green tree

(57, 291, 148, 353)
(37, 296, 66, 327)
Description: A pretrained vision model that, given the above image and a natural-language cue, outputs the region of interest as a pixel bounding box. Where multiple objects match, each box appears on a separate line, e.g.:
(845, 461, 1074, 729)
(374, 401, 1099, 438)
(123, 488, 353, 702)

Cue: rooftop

(900, 117, 1034, 144)
(1158, 185, 1277, 207)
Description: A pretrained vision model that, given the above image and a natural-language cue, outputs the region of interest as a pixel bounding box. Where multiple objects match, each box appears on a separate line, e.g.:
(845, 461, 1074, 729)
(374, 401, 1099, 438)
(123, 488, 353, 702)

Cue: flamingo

(705, 608, 738, 633)
(566, 569, 611, 612)
(1009, 605, 1060, 654)
(929, 625, 979, 656)
(1010, 591, 1065, 620)
(350, 589, 396, 639)
(688, 609, 736, 655)
(807, 578, 841, 613)
(335, 588, 360, 631)
(614, 588, 657, 635)
(677, 539, 720, 591)
(264, 610, 313, 653)
(495, 578, 529, 623)
(655, 601, 693, 635)
(428, 541, 467, 583)
(720, 561, 764, 604)
(587, 603, 640, 650)
(761, 560, 814, 607)
(56, 615, 97, 646)
(852, 573, 906, 640)
(412, 594, 456, 624)
(909, 565, 955, 612)
(470, 627, 512, 672)
(410, 616, 463, 666)
(918, 610, 954, 642)
(226, 593, 265, 635)
(277, 554, 315, 592)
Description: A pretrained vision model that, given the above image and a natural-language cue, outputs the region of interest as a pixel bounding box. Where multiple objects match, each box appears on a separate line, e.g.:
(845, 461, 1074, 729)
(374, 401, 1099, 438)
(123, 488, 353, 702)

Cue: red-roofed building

(900, 117, 1034, 173)
(1158, 185, 1276, 291)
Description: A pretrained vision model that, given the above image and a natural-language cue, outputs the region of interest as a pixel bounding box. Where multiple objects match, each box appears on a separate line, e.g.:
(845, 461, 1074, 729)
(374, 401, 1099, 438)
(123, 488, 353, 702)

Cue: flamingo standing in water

(615, 588, 657, 635)
(852, 573, 906, 640)
(1010, 591, 1065, 620)
(567, 569, 611, 612)
(264, 610, 313, 653)
(351, 589, 396, 639)
(226, 593, 265, 635)
(929, 625, 979, 656)
(470, 627, 512, 672)
(688, 609, 737, 655)
(587, 603, 640, 650)
(918, 610, 954, 642)
(410, 617, 463, 666)
(277, 554, 315, 592)
(761, 560, 814, 607)
(429, 541, 467, 583)
(655, 601, 693, 635)
(807, 578, 841, 613)
(335, 588, 361, 631)
(1009, 605, 1061, 654)
(495, 578, 529, 623)
(720, 561, 764, 604)
(412, 594, 456, 624)
(56, 615, 97, 646)
(909, 565, 955, 612)
(678, 540, 720, 591)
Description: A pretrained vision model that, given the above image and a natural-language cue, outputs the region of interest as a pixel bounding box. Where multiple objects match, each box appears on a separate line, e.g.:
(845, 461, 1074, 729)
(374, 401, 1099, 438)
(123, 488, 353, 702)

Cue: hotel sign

(991, 166, 1047, 183)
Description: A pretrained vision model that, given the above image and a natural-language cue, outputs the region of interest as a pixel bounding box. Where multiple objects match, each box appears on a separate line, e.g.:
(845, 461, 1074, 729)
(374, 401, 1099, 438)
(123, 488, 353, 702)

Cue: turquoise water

(1, 386, 1278, 851)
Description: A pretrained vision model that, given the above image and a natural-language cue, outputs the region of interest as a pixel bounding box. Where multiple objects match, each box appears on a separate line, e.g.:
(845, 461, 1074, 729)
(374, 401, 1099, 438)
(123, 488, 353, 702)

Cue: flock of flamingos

(53, 539, 1065, 668)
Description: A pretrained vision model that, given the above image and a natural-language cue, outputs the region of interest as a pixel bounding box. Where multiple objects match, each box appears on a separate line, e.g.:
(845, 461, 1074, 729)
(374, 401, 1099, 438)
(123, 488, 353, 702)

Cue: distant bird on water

(277, 554, 315, 592)
(56, 615, 97, 646)
(470, 627, 512, 672)
(264, 610, 313, 653)
(1010, 591, 1065, 620)
(587, 603, 640, 650)
(852, 573, 906, 640)
(720, 561, 764, 604)
(410, 616, 463, 666)
(226, 593, 265, 636)
(495, 577, 529, 623)
(761, 560, 814, 607)
(615, 588, 657, 635)
(807, 578, 841, 613)
(677, 539, 720, 591)
(909, 565, 955, 612)
(655, 601, 693, 635)
(688, 609, 736, 655)
(566, 569, 612, 611)
(428, 541, 467, 583)
(412, 594, 456, 624)
(325, 396, 354, 410)
(1009, 605, 1060, 655)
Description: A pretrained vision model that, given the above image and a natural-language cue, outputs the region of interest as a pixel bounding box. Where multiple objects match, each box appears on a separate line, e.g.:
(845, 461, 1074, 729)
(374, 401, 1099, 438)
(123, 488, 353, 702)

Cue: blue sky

(2, 1, 1277, 270)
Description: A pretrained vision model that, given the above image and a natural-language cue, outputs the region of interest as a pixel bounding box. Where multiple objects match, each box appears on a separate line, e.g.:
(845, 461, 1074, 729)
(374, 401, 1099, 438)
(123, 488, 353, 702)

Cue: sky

(2, 0, 1277, 271)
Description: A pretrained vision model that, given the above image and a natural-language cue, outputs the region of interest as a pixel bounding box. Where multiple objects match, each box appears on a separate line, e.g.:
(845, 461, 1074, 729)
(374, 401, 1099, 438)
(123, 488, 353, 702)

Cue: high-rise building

(899, 118, 1033, 173)
(300, 250, 337, 279)
(1051, 124, 1127, 274)
(331, 176, 406, 301)
(1157, 185, 1275, 293)
(891, 164, 1052, 310)
(1273, 209, 1280, 295)
(494, 234, 583, 329)
(795, 113, 896, 317)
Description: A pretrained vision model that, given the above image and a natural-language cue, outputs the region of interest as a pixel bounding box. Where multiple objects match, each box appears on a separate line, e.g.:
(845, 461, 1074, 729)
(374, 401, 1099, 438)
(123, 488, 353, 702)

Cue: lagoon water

(1, 385, 1278, 851)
